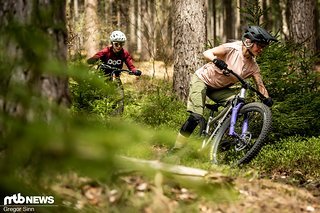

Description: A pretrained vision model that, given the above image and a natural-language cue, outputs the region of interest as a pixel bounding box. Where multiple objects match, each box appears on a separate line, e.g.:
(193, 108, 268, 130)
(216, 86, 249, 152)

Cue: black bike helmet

(243, 26, 278, 44)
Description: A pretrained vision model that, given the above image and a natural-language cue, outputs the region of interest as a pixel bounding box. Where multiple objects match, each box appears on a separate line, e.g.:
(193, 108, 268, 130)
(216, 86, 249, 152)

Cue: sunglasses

(113, 42, 124, 47)
(255, 42, 268, 48)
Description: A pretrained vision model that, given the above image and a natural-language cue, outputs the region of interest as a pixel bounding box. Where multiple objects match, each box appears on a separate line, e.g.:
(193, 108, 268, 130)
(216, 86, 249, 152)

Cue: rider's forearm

(257, 85, 269, 98)
(87, 57, 98, 64)
(254, 80, 269, 98)
(253, 73, 269, 98)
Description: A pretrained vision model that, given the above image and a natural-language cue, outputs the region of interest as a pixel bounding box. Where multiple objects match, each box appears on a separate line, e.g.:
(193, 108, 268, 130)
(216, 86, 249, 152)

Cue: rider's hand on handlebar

(213, 59, 228, 70)
(133, 70, 142, 76)
(263, 97, 273, 107)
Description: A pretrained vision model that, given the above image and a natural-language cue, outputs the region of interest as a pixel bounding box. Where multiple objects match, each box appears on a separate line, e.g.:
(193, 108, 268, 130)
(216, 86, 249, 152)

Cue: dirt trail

(121, 61, 173, 83)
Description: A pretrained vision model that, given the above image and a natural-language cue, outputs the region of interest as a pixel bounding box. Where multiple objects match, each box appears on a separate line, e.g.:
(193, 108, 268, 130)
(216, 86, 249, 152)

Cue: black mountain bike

(98, 63, 134, 116)
(199, 60, 272, 166)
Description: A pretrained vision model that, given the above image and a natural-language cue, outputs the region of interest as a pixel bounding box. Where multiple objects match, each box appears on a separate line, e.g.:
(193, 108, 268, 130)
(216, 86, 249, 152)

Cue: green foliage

(257, 41, 320, 138)
(239, 0, 266, 26)
(125, 78, 187, 130)
(69, 63, 121, 119)
(258, 41, 319, 99)
(272, 93, 320, 138)
(251, 136, 320, 178)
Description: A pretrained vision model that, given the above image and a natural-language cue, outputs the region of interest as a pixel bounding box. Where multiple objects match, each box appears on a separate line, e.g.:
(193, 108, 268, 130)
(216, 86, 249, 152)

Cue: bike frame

(201, 103, 232, 149)
(201, 85, 256, 149)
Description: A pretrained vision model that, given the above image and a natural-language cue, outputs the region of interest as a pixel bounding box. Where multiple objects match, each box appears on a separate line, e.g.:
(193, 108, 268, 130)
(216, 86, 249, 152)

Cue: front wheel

(210, 102, 272, 166)
(107, 77, 124, 116)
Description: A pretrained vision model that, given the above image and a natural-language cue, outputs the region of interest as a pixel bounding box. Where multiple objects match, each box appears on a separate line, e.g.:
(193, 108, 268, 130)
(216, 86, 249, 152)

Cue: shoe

(173, 133, 188, 149)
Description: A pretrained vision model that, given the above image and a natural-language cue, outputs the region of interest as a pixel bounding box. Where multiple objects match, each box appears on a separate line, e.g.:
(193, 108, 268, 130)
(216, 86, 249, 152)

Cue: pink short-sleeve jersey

(195, 41, 268, 97)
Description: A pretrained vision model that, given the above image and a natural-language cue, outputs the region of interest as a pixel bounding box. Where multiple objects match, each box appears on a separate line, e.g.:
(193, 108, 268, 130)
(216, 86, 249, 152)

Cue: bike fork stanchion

(241, 114, 249, 135)
(228, 102, 244, 136)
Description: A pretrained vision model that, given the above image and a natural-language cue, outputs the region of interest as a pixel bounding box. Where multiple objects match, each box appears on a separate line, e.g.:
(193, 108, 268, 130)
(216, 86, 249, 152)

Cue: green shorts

(187, 74, 237, 115)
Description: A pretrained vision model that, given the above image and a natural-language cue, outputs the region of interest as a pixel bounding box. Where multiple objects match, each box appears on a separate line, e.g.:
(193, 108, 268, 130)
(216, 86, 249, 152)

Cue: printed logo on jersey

(107, 59, 122, 66)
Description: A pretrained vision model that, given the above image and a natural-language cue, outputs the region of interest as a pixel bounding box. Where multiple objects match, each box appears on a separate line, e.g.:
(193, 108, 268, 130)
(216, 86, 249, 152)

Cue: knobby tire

(210, 102, 272, 166)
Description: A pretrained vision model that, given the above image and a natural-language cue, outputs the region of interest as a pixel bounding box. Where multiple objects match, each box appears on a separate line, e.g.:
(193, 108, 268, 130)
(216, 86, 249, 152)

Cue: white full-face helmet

(110, 30, 127, 43)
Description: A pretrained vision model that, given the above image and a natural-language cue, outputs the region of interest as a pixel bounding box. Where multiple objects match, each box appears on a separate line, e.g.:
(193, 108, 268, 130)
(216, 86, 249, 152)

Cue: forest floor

(52, 160, 320, 212)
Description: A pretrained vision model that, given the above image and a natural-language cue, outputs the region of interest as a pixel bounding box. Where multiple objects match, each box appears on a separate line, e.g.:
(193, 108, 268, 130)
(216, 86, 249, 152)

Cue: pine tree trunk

(0, 1, 70, 118)
(173, 0, 207, 102)
(84, 0, 99, 57)
(128, 0, 136, 53)
(224, 0, 234, 40)
(288, 0, 316, 54)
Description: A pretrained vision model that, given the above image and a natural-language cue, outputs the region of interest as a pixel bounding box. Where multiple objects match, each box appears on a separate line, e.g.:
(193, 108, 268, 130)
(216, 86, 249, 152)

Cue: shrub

(258, 41, 320, 138)
(272, 92, 320, 138)
(125, 79, 187, 130)
(69, 64, 120, 119)
(252, 136, 320, 178)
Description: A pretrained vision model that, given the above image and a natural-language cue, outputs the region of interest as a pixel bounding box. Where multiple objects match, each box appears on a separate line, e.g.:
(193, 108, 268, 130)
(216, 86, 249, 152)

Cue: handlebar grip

(213, 58, 228, 71)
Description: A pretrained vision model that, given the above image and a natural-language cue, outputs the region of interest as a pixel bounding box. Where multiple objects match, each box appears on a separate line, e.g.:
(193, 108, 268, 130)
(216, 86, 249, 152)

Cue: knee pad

(180, 113, 206, 136)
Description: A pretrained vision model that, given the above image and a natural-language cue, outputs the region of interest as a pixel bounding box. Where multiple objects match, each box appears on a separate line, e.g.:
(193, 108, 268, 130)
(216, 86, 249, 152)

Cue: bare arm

(203, 45, 228, 61)
(252, 73, 269, 98)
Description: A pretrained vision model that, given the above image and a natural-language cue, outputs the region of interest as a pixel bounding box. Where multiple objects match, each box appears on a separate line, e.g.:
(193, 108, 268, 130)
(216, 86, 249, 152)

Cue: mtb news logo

(2, 193, 55, 212)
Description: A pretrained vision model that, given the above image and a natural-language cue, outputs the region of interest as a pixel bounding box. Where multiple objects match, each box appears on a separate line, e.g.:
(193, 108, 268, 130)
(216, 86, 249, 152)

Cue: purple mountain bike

(200, 60, 272, 166)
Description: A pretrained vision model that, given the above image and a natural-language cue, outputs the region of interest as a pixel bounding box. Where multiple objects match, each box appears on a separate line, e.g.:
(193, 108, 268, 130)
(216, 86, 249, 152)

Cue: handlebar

(212, 59, 267, 100)
(98, 63, 134, 75)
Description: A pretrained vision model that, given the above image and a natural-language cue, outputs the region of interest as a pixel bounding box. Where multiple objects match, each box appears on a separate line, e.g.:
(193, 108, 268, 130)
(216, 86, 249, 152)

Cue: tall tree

(172, 0, 207, 102)
(0, 1, 70, 118)
(84, 0, 99, 57)
(207, 0, 216, 44)
(128, 0, 137, 53)
(223, 0, 235, 40)
(140, 0, 153, 61)
(287, 0, 317, 54)
(279, 0, 289, 39)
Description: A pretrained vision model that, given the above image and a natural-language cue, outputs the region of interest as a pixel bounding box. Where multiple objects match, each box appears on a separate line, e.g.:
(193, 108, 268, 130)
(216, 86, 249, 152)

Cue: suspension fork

(229, 102, 244, 136)
(229, 88, 247, 136)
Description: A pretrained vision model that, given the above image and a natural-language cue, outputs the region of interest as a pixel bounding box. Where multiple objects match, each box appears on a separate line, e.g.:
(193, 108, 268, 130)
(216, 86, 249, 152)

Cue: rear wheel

(210, 102, 272, 166)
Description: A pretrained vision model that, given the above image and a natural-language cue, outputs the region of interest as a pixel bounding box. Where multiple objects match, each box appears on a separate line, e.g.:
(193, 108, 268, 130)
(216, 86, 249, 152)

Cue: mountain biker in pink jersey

(173, 26, 278, 150)
(87, 30, 142, 77)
